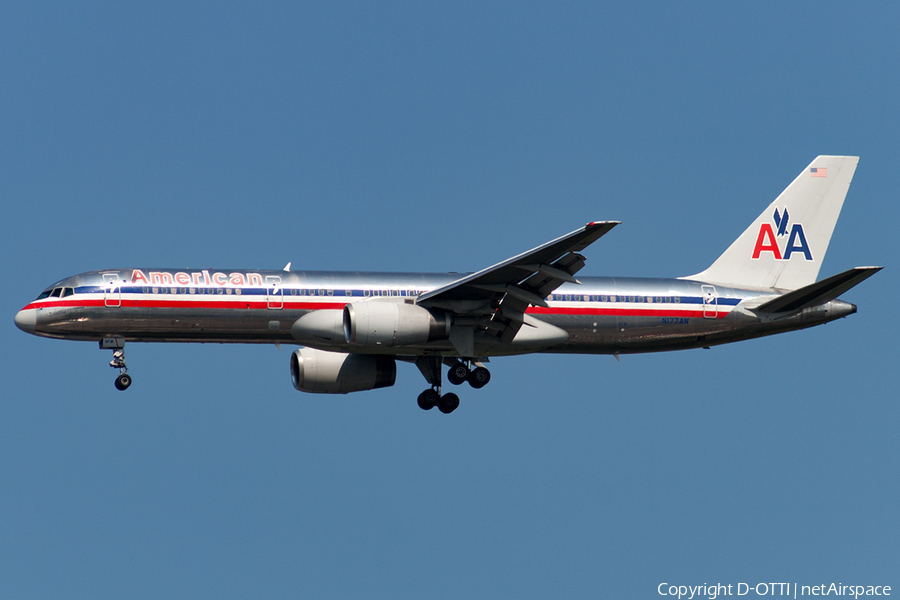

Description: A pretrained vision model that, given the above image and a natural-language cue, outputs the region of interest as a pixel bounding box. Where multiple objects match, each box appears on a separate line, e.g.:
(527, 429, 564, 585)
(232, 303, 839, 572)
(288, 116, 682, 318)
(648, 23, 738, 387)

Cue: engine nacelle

(291, 309, 346, 350)
(343, 302, 450, 348)
(290, 348, 396, 394)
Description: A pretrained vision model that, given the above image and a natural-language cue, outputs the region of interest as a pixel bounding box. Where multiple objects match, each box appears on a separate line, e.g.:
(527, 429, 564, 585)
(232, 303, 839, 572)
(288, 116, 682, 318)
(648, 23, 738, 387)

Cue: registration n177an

(15, 156, 881, 414)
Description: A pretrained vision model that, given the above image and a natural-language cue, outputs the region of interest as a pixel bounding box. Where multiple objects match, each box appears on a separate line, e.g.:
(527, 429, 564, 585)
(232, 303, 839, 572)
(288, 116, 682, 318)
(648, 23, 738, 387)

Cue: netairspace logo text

(658, 583, 891, 599)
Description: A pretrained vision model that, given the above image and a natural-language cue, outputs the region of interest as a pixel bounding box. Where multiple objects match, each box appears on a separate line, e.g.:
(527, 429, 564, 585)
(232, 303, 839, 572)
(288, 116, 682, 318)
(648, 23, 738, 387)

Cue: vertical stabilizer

(684, 156, 858, 290)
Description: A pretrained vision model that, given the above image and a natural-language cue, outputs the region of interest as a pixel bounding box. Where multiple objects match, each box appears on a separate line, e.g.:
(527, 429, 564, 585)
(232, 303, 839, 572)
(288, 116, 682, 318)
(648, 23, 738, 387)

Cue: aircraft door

(702, 285, 717, 319)
(266, 276, 283, 309)
(103, 273, 121, 307)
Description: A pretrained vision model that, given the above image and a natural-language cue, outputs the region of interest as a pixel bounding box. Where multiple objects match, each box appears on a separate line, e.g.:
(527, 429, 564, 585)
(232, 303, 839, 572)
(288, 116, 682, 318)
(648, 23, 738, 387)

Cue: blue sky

(2, 2, 897, 598)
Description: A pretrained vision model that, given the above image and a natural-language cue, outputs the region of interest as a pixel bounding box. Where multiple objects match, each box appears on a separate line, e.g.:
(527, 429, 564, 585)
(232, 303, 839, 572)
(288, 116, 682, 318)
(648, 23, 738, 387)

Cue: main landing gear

(446, 360, 491, 388)
(101, 337, 132, 391)
(417, 388, 460, 414)
(415, 357, 491, 414)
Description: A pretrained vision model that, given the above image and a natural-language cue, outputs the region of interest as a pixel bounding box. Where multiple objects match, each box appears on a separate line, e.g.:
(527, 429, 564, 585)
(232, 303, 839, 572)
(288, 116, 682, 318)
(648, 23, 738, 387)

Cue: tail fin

(684, 156, 859, 290)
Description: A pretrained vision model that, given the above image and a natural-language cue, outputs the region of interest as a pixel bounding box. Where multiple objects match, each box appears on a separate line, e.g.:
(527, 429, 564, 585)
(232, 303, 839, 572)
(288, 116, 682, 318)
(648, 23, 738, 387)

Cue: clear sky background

(2, 2, 897, 598)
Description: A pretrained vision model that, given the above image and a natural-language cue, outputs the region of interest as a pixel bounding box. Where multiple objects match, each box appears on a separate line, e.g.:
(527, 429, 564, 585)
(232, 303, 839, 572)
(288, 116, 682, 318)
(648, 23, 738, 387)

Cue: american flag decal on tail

(810, 167, 827, 177)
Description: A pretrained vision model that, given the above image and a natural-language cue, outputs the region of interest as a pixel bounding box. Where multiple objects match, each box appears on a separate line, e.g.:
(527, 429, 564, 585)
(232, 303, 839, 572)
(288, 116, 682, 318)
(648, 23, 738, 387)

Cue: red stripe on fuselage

(20, 299, 347, 311)
(21, 299, 728, 318)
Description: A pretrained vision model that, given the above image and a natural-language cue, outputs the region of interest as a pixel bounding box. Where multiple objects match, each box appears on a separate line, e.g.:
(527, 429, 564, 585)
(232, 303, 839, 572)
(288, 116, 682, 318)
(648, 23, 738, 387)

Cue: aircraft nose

(14, 308, 36, 334)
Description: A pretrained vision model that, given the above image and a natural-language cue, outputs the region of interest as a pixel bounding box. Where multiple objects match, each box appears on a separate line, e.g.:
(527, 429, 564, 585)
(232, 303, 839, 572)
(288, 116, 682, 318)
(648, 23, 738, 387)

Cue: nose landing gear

(101, 337, 132, 391)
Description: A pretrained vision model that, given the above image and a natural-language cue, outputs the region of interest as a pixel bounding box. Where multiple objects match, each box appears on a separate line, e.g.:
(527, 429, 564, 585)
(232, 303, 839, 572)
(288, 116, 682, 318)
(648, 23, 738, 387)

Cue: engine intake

(290, 348, 396, 394)
(343, 302, 450, 348)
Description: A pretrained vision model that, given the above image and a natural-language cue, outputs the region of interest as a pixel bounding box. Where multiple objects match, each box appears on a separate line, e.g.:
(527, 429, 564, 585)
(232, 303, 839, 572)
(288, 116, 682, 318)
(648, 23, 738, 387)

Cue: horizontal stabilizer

(756, 266, 882, 313)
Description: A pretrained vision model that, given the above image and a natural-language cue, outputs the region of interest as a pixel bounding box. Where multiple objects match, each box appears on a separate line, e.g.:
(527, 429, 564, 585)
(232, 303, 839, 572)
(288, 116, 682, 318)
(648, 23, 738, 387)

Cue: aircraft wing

(417, 221, 619, 347)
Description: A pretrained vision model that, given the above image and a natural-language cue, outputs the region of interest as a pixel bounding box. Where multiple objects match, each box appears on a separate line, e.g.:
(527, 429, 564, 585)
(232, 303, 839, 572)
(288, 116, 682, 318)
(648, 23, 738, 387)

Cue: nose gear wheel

(107, 346, 132, 391)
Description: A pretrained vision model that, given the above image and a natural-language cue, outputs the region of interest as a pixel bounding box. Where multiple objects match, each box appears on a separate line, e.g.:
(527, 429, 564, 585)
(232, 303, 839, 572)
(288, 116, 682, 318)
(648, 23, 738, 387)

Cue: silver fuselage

(16, 268, 856, 356)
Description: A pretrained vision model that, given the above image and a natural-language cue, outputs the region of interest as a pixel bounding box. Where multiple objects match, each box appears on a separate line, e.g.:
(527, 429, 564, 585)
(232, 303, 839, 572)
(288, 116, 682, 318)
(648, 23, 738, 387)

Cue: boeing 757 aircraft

(15, 156, 881, 413)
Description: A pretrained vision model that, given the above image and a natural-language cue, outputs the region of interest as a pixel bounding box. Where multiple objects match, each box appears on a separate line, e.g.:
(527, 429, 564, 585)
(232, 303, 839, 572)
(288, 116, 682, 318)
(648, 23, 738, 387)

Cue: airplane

(14, 156, 881, 414)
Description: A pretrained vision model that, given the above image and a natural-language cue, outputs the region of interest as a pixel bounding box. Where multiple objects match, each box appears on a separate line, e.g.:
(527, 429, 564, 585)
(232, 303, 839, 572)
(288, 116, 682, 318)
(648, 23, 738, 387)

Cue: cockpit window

(37, 290, 51, 300)
(49, 288, 62, 298)
(63, 288, 74, 297)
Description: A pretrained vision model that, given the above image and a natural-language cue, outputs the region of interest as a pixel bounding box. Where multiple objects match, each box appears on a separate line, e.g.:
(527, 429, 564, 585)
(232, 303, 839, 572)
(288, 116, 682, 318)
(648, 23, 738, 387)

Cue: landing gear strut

(102, 337, 132, 391)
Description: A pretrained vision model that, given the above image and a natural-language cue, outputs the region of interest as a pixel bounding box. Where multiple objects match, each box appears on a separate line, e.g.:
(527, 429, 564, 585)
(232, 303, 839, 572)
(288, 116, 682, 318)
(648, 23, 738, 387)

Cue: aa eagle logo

(751, 207, 813, 261)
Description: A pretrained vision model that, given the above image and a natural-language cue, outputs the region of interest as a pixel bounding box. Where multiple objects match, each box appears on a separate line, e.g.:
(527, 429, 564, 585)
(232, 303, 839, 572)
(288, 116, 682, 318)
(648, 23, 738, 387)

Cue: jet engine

(291, 309, 346, 350)
(343, 302, 450, 348)
(290, 348, 396, 394)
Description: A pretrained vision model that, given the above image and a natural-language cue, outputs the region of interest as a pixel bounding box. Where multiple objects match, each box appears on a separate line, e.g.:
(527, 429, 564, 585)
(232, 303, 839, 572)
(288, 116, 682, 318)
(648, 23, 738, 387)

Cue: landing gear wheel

(114, 373, 132, 391)
(438, 393, 460, 414)
(417, 389, 439, 411)
(447, 362, 469, 385)
(467, 366, 491, 389)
